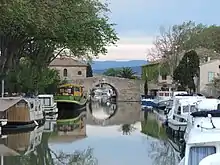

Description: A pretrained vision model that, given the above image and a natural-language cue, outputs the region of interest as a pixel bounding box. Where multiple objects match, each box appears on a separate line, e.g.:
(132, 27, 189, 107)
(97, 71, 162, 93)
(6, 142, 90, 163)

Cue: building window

(161, 75, 167, 80)
(208, 72, 215, 82)
(78, 71, 82, 75)
(63, 69, 67, 77)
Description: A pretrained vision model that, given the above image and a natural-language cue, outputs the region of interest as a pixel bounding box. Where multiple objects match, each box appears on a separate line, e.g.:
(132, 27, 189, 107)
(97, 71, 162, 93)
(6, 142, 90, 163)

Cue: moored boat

(0, 97, 45, 133)
(38, 94, 58, 119)
(179, 109, 220, 165)
(54, 83, 87, 111)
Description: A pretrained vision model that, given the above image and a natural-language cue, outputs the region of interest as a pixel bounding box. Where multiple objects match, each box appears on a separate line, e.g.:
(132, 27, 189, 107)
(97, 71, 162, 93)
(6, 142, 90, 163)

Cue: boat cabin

(38, 94, 58, 117)
(196, 99, 220, 111)
(38, 94, 55, 108)
(183, 110, 220, 165)
(175, 99, 197, 115)
(0, 98, 30, 123)
(56, 84, 84, 97)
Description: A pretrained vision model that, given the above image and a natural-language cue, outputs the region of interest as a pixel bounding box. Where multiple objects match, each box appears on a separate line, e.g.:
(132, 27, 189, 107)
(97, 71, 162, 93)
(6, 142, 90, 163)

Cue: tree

(86, 63, 93, 77)
(149, 21, 205, 75)
(103, 68, 120, 77)
(4, 58, 60, 95)
(173, 50, 200, 91)
(185, 25, 220, 53)
(118, 67, 136, 79)
(0, 0, 118, 77)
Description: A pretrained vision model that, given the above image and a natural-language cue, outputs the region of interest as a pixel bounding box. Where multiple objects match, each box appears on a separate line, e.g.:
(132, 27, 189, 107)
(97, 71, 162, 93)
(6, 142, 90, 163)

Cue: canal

(1, 102, 183, 165)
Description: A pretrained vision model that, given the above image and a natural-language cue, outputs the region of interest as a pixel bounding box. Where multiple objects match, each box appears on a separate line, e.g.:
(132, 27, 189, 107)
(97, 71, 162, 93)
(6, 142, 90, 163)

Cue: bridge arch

(70, 76, 144, 101)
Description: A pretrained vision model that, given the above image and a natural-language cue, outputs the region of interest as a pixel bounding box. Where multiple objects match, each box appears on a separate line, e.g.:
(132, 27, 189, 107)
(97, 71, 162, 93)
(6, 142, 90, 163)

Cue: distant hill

(91, 60, 147, 76)
(91, 60, 147, 70)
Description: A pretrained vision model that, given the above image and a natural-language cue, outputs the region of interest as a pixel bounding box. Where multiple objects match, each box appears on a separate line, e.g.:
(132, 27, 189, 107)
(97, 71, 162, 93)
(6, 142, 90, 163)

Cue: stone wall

(71, 76, 145, 101)
(49, 66, 87, 80)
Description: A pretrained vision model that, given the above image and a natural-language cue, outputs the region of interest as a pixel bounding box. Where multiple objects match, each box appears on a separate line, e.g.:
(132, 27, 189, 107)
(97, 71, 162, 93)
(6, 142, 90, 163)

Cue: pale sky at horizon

(97, 0, 220, 61)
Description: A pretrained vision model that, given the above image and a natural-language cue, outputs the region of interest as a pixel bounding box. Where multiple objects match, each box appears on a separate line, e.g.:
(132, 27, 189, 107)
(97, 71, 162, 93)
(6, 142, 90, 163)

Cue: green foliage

(173, 50, 200, 91)
(4, 59, 60, 94)
(185, 25, 220, 53)
(103, 68, 121, 77)
(142, 62, 170, 82)
(0, 0, 118, 75)
(86, 63, 93, 77)
(118, 67, 136, 79)
(103, 67, 137, 79)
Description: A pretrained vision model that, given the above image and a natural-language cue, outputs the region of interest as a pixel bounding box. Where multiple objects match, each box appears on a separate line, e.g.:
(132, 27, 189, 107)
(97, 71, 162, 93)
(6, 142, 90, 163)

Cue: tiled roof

(49, 58, 87, 67)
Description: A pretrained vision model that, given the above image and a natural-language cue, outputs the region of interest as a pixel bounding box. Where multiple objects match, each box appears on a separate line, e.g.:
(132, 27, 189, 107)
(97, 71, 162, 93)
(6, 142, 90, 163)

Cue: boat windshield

(188, 146, 216, 165)
(182, 105, 197, 113)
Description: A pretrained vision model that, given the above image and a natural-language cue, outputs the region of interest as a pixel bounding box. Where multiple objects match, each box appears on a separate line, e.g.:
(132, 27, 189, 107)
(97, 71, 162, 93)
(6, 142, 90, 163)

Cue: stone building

(49, 57, 87, 81)
(199, 59, 220, 97)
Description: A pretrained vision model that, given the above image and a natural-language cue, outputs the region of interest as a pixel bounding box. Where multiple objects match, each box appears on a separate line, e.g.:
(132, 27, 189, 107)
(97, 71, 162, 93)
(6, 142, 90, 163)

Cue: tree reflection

(52, 147, 97, 165)
(119, 124, 137, 135)
(149, 140, 180, 165)
(4, 133, 97, 165)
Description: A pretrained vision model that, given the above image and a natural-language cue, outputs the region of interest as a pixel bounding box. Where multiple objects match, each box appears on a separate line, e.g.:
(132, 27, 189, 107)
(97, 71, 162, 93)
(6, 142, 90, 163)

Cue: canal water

(1, 102, 183, 165)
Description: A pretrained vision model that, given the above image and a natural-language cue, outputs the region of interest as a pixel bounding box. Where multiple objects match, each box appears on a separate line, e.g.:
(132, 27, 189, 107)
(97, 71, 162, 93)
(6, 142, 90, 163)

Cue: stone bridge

(71, 76, 145, 101)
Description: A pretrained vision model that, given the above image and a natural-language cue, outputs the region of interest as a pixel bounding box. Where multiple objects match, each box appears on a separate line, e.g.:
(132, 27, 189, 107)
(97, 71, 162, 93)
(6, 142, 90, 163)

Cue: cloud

(97, 34, 155, 61)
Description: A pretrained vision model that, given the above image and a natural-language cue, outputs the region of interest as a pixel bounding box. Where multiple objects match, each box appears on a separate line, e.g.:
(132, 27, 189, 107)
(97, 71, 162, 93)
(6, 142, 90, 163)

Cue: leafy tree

(149, 21, 205, 75)
(4, 58, 60, 95)
(0, 0, 118, 76)
(103, 68, 121, 77)
(86, 63, 93, 77)
(185, 25, 220, 53)
(173, 50, 200, 91)
(118, 67, 136, 79)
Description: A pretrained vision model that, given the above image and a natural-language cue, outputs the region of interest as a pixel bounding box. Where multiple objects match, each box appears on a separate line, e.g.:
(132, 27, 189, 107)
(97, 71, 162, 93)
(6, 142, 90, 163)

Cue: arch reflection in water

(89, 100, 118, 120)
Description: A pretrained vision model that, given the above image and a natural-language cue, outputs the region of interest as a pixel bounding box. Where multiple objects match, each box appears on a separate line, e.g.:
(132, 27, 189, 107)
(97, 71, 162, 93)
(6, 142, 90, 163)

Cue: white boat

(179, 109, 220, 165)
(199, 153, 220, 165)
(167, 95, 205, 132)
(38, 94, 58, 119)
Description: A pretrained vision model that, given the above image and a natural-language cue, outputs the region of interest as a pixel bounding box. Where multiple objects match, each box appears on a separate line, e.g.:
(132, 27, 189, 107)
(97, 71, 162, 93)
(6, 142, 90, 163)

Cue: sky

(97, 0, 220, 61)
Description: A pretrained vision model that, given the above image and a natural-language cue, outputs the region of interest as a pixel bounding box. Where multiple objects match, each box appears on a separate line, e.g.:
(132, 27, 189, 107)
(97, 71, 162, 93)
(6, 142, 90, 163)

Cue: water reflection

(0, 102, 186, 165)
(141, 111, 182, 165)
(89, 100, 117, 120)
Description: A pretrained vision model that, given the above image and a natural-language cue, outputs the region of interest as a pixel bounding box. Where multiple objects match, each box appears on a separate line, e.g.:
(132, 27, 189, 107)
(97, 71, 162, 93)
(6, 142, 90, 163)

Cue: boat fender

(34, 120, 39, 126)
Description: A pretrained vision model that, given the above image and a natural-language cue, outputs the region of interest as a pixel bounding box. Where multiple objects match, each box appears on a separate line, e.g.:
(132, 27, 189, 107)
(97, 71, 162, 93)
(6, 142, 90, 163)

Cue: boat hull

(2, 118, 45, 134)
(167, 119, 187, 131)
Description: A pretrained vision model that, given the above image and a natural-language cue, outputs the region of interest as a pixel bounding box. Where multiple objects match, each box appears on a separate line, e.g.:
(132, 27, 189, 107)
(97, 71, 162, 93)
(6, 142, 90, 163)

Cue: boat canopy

(191, 110, 220, 117)
(196, 99, 220, 110)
